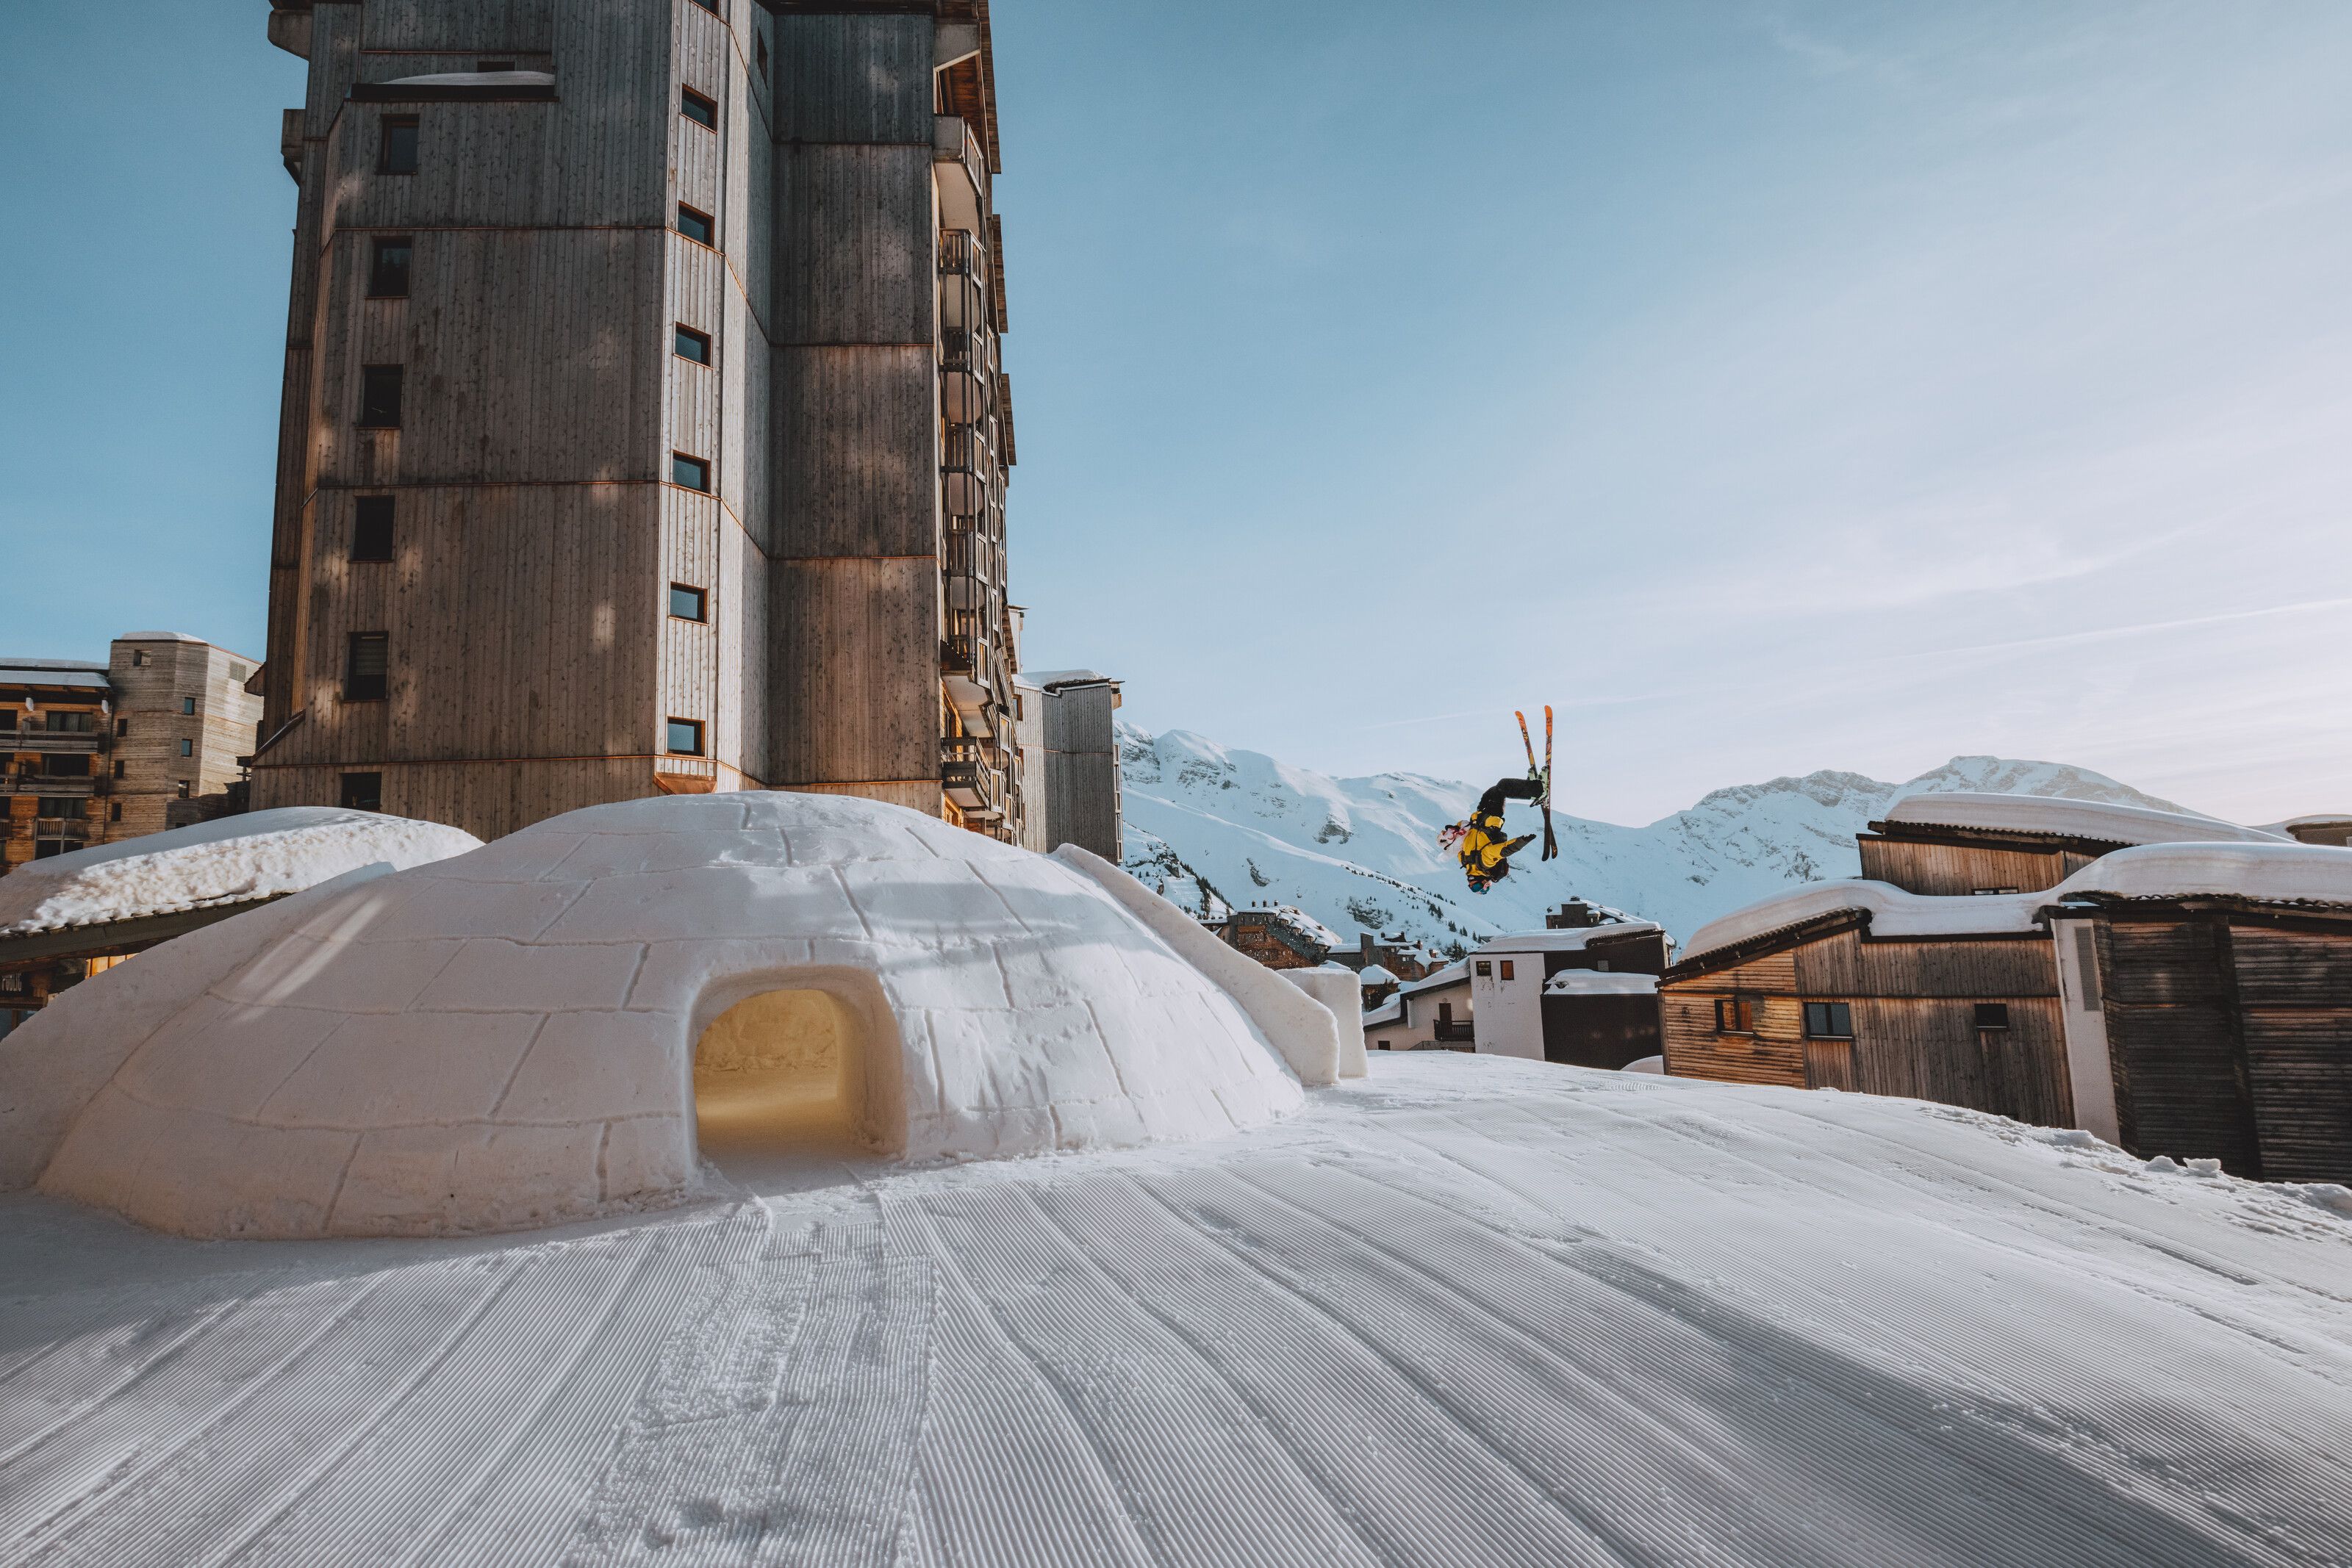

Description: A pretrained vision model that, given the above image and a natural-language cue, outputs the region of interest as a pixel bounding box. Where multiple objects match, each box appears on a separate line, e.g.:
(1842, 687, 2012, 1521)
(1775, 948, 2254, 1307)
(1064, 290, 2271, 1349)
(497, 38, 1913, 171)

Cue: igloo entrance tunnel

(0, 794, 1345, 1238)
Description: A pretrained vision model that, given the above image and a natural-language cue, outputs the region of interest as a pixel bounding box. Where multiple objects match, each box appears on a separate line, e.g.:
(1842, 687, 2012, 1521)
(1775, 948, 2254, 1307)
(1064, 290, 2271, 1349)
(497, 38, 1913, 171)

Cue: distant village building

(1324, 931, 1440, 985)
(253, 0, 1028, 845)
(1361, 911, 1671, 1065)
(1220, 905, 1344, 970)
(1657, 794, 2352, 1179)
(1363, 963, 1474, 1053)
(1, 636, 261, 880)
(1012, 669, 1122, 859)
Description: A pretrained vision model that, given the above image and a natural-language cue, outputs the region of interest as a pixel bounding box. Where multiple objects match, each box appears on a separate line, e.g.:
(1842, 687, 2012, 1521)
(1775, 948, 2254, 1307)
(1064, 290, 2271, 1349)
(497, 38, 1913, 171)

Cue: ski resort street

(4, 1052, 2348, 1567)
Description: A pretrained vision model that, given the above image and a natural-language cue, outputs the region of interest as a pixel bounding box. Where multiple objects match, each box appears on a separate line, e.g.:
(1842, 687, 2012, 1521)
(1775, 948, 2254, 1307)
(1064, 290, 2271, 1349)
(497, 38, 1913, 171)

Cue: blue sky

(4, 2, 2348, 824)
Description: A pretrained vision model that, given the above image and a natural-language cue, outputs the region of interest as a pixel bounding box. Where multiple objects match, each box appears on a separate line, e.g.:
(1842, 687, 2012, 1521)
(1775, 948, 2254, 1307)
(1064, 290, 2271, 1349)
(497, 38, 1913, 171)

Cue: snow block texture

(4, 794, 1308, 1239)
(1281, 963, 1369, 1078)
(1053, 844, 1344, 1086)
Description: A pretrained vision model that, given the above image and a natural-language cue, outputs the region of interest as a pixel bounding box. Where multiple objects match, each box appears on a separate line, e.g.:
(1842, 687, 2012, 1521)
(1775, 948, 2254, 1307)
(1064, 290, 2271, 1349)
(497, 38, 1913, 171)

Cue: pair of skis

(1515, 706, 1557, 861)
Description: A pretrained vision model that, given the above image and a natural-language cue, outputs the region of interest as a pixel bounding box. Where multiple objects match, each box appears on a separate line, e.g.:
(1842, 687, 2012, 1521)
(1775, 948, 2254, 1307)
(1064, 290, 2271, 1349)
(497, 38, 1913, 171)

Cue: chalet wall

(1857, 837, 2093, 896)
(2095, 917, 2261, 1176)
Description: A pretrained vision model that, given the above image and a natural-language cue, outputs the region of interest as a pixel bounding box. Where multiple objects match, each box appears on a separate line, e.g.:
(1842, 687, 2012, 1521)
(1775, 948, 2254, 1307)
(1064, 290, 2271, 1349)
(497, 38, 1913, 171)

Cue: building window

(674, 324, 711, 364)
(109, 802, 121, 822)
(359, 364, 404, 428)
(1973, 1002, 2011, 1031)
(181, 697, 196, 716)
(352, 495, 395, 561)
(344, 632, 390, 702)
(1499, 960, 1516, 982)
(369, 237, 413, 298)
(41, 754, 90, 778)
(178, 738, 194, 758)
(175, 780, 192, 800)
(37, 798, 86, 821)
(1715, 996, 1757, 1035)
(230, 663, 248, 683)
(113, 718, 126, 736)
(1803, 1001, 1853, 1039)
(666, 717, 705, 756)
(672, 453, 711, 492)
(112, 760, 125, 779)
(1474, 960, 1491, 977)
(676, 204, 714, 246)
(379, 115, 420, 175)
(47, 711, 95, 733)
(1971, 886, 2021, 896)
(340, 771, 384, 810)
(132, 649, 148, 666)
(681, 87, 717, 130)
(669, 583, 708, 622)
(0, 711, 13, 732)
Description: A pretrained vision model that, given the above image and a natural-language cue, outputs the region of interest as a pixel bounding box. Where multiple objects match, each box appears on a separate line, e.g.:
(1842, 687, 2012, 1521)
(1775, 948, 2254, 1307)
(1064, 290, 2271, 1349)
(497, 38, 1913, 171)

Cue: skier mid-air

(1438, 708, 1559, 894)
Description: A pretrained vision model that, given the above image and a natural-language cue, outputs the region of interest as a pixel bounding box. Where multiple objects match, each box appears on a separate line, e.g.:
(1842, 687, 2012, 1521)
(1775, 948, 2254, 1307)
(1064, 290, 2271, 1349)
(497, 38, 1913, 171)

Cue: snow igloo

(0, 794, 1338, 1239)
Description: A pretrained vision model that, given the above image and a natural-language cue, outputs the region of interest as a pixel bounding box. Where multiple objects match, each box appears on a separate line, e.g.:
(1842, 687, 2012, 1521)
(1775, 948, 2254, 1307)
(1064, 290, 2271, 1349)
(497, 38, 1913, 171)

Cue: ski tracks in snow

(4, 1056, 2351, 1567)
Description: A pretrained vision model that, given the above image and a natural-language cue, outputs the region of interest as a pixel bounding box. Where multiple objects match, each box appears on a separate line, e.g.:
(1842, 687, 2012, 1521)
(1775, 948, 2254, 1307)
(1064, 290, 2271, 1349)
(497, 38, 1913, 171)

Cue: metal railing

(941, 736, 1003, 819)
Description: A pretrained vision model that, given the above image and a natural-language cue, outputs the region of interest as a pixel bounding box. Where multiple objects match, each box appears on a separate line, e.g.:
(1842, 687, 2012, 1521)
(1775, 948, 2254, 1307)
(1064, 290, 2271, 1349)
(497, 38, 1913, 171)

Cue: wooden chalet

(1221, 905, 1342, 971)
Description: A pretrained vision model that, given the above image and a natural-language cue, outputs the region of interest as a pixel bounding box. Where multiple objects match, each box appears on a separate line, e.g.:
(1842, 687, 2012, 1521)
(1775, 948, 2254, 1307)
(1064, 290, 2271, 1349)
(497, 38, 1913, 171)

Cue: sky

(4, 3, 2349, 827)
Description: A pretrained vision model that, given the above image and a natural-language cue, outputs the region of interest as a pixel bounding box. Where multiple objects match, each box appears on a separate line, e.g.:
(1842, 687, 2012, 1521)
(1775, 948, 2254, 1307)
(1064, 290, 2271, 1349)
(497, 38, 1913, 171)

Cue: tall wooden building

(254, 0, 1025, 842)
(1011, 668, 1122, 858)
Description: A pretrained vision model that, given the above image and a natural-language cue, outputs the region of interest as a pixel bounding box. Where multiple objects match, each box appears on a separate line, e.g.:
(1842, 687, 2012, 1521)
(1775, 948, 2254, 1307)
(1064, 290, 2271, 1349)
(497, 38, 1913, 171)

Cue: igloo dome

(0, 794, 1337, 1239)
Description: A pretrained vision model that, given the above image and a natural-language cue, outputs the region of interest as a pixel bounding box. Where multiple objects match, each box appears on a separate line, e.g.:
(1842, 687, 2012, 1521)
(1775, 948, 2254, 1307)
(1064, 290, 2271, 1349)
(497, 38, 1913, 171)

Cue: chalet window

(1715, 996, 1757, 1034)
(359, 364, 404, 428)
(47, 711, 95, 732)
(39, 798, 86, 821)
(109, 802, 121, 822)
(2071, 927, 2102, 1011)
(1803, 1001, 1853, 1039)
(672, 453, 711, 492)
(352, 496, 395, 561)
(41, 754, 90, 777)
(669, 583, 708, 622)
(675, 325, 711, 364)
(178, 738, 194, 758)
(175, 780, 192, 800)
(132, 649, 148, 666)
(0, 711, 12, 732)
(112, 760, 125, 779)
(1971, 886, 2021, 896)
(1973, 1002, 2011, 1031)
(230, 663, 248, 682)
(676, 204, 714, 245)
(113, 719, 126, 736)
(340, 771, 383, 810)
(681, 87, 717, 130)
(369, 237, 412, 298)
(379, 116, 420, 175)
(666, 717, 705, 756)
(181, 697, 196, 715)
(344, 632, 389, 702)
(1499, 960, 1516, 982)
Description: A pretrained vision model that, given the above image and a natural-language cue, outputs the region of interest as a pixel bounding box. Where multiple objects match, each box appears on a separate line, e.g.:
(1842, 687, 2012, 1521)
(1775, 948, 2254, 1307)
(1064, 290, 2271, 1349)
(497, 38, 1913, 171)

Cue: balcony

(942, 736, 1003, 821)
(939, 229, 991, 334)
(4, 730, 103, 754)
(942, 425, 994, 520)
(1, 774, 98, 798)
(932, 115, 989, 233)
(939, 328, 994, 425)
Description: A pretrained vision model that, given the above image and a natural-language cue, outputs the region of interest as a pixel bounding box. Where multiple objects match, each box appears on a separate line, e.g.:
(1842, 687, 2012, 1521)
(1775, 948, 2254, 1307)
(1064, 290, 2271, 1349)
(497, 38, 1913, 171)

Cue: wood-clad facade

(1857, 823, 2100, 896)
(254, 0, 1025, 843)
(1012, 669, 1122, 858)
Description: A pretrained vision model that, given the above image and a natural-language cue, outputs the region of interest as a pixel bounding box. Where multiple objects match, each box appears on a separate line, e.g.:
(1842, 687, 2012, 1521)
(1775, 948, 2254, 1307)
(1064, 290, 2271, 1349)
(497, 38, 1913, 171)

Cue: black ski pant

(1475, 776, 1542, 820)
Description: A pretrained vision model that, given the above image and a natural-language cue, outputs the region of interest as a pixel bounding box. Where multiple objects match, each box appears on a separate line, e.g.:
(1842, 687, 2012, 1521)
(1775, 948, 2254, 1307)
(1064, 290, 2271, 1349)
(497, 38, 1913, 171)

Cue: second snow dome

(7, 794, 1323, 1239)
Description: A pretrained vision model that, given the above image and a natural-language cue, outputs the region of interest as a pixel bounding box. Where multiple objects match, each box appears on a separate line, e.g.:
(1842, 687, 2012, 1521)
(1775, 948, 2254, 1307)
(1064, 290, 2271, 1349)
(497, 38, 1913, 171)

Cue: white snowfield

(0, 807, 481, 937)
(0, 795, 1309, 1239)
(2, 1054, 2348, 1566)
(1683, 840, 2352, 963)
(1880, 790, 2287, 846)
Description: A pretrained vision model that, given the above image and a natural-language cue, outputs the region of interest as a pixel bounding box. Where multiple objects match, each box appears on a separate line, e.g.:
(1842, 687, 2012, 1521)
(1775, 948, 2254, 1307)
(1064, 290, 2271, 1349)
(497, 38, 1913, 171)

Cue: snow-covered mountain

(1117, 725, 2206, 957)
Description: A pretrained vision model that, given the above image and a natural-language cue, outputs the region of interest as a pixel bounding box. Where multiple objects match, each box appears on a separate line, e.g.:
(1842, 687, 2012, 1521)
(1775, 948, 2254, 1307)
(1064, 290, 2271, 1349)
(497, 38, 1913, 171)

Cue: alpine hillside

(1117, 726, 2208, 957)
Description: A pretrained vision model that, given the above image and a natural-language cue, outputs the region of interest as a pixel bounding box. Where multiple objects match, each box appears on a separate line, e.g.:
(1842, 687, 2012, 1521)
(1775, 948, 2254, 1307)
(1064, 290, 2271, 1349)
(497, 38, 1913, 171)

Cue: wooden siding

(2097, 917, 2262, 1176)
(361, 0, 556, 52)
(1857, 837, 2090, 896)
(2225, 925, 2352, 1182)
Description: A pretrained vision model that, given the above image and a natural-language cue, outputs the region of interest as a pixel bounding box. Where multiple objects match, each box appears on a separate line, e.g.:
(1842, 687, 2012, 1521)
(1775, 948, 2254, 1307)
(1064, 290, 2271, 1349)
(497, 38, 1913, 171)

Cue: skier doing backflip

(1439, 708, 1559, 894)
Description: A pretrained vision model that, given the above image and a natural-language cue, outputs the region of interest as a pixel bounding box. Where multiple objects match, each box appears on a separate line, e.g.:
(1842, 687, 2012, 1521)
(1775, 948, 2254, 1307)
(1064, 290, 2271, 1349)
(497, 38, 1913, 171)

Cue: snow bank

(0, 807, 480, 936)
(2054, 840, 2352, 908)
(8, 795, 1308, 1238)
(1053, 844, 1342, 1087)
(1280, 963, 1368, 1078)
(1620, 1053, 1666, 1072)
(1881, 790, 2283, 846)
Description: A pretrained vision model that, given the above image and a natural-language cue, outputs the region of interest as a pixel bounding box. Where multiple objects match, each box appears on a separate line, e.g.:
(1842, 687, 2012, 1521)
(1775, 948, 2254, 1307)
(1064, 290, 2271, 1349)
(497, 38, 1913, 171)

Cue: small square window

(181, 697, 196, 716)
(1499, 960, 1516, 982)
(672, 453, 711, 492)
(340, 771, 383, 810)
(359, 364, 404, 428)
(1474, 960, 1491, 977)
(179, 738, 193, 757)
(379, 116, 420, 175)
(345, 631, 389, 702)
(669, 583, 708, 622)
(113, 718, 126, 736)
(176, 780, 192, 800)
(675, 324, 711, 364)
(676, 204, 714, 245)
(112, 760, 125, 779)
(1715, 997, 1757, 1035)
(666, 717, 705, 756)
(1804, 1001, 1853, 1039)
(352, 495, 395, 561)
(681, 87, 717, 130)
(370, 237, 412, 298)
(1974, 1002, 2011, 1030)
(132, 649, 148, 666)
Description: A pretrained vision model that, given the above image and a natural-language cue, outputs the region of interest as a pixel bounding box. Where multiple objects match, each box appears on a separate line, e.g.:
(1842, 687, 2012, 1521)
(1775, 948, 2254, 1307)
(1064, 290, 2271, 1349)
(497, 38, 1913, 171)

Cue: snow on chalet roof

(0, 808, 481, 938)
(1359, 962, 1399, 986)
(0, 663, 109, 688)
(1879, 791, 2284, 847)
(1543, 970, 1660, 996)
(382, 70, 556, 87)
(1682, 881, 2050, 964)
(1013, 668, 1117, 690)
(1471, 921, 1664, 957)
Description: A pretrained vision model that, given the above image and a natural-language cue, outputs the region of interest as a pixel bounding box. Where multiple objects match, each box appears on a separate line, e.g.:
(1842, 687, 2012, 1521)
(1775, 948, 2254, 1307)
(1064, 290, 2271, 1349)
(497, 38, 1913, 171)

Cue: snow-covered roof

(1013, 668, 1116, 691)
(1879, 791, 2284, 847)
(1542, 970, 1660, 996)
(382, 70, 555, 87)
(0, 808, 481, 938)
(0, 663, 108, 688)
(1359, 962, 1399, 986)
(1471, 921, 1663, 957)
(2051, 841, 2352, 910)
(1363, 995, 1402, 1026)
(1682, 881, 2050, 963)
(3, 794, 1312, 1239)
(1396, 960, 1469, 997)
(2281, 813, 2352, 831)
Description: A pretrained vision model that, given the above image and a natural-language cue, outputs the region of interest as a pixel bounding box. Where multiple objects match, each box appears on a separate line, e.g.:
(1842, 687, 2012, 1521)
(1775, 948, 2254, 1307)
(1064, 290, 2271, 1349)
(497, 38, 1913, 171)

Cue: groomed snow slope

(4, 1054, 2347, 1566)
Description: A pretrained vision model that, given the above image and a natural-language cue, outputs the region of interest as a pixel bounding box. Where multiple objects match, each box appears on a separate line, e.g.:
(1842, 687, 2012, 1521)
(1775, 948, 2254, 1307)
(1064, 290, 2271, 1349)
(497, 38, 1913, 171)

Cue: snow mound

(1881, 791, 2284, 846)
(2057, 840, 2352, 907)
(2, 794, 1307, 1239)
(0, 807, 481, 936)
